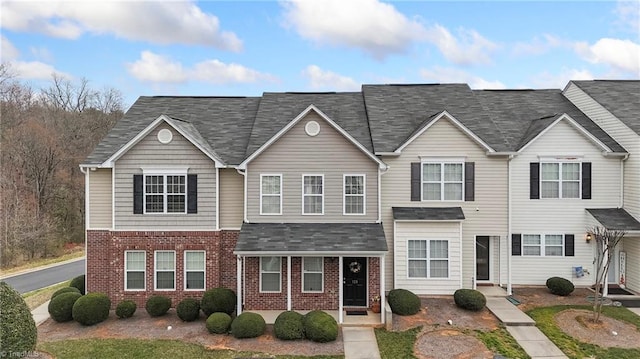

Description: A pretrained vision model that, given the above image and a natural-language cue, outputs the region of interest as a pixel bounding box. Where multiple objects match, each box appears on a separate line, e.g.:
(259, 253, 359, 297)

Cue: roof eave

(233, 250, 387, 256)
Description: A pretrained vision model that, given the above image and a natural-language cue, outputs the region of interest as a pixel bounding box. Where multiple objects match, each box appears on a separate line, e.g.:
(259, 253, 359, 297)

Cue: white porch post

(287, 256, 292, 311)
(338, 256, 343, 324)
(380, 254, 385, 324)
(236, 256, 242, 315)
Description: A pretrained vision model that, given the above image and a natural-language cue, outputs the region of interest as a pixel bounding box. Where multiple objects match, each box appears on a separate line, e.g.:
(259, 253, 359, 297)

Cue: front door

(476, 236, 490, 281)
(343, 257, 367, 306)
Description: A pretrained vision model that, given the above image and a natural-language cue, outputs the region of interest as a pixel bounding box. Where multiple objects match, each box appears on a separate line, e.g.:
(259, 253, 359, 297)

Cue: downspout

(237, 169, 248, 223)
(80, 166, 89, 294)
(215, 167, 220, 231)
(236, 256, 242, 315)
(507, 155, 514, 296)
(620, 154, 628, 208)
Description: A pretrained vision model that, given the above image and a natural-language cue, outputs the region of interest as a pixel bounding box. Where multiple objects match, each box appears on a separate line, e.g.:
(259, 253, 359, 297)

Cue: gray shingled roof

(473, 89, 626, 153)
(235, 222, 388, 254)
(392, 207, 465, 221)
(572, 80, 640, 135)
(587, 208, 640, 231)
(362, 84, 510, 153)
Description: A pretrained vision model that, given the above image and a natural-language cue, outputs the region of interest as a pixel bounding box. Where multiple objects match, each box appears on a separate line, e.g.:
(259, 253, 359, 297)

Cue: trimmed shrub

(201, 288, 236, 316)
(177, 298, 201, 322)
(453, 289, 486, 311)
(48, 292, 82, 322)
(274, 311, 305, 340)
(72, 292, 110, 326)
(0, 282, 37, 354)
(69, 274, 86, 295)
(115, 300, 137, 319)
(51, 286, 81, 299)
(230, 312, 266, 339)
(546, 276, 575, 296)
(303, 310, 338, 343)
(206, 312, 232, 334)
(387, 288, 421, 315)
(145, 295, 171, 317)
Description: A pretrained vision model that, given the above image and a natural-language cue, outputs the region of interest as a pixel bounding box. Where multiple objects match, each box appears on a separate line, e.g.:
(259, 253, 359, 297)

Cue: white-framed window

(260, 174, 282, 215)
(302, 175, 323, 215)
(154, 250, 175, 290)
(422, 162, 463, 201)
(125, 251, 145, 290)
(144, 174, 186, 213)
(184, 250, 205, 290)
(302, 257, 324, 292)
(523, 234, 564, 257)
(260, 256, 281, 292)
(344, 174, 365, 215)
(407, 239, 449, 278)
(540, 162, 580, 199)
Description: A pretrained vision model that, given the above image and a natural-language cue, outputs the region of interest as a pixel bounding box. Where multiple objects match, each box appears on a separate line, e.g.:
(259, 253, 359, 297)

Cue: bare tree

(589, 226, 626, 322)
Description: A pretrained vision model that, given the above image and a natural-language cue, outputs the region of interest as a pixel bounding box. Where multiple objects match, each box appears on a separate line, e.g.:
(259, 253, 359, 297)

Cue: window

(344, 175, 365, 215)
(408, 239, 449, 278)
(540, 162, 580, 198)
(522, 234, 541, 256)
(125, 251, 145, 290)
(302, 175, 323, 214)
(545, 235, 564, 256)
(145, 175, 186, 213)
(260, 256, 281, 292)
(303, 257, 323, 292)
(422, 162, 463, 201)
(155, 251, 175, 290)
(184, 251, 205, 290)
(261, 175, 282, 215)
(522, 234, 564, 256)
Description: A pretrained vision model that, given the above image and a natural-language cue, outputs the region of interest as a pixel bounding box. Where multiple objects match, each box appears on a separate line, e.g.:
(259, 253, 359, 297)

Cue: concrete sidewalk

(32, 300, 50, 326)
(342, 327, 381, 359)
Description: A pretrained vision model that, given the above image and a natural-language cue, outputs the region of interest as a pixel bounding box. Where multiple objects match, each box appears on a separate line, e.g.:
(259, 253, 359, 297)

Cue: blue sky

(2, 1, 639, 108)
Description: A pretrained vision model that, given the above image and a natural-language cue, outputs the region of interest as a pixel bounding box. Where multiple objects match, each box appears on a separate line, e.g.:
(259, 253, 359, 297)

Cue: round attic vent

(157, 129, 173, 144)
(305, 121, 320, 137)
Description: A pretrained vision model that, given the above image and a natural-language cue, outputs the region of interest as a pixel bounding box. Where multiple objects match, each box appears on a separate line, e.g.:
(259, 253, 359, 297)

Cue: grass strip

(23, 280, 71, 310)
(475, 327, 530, 359)
(375, 326, 420, 359)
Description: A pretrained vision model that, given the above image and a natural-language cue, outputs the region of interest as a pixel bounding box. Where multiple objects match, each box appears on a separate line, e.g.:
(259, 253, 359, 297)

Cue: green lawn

(23, 280, 71, 310)
(527, 305, 640, 359)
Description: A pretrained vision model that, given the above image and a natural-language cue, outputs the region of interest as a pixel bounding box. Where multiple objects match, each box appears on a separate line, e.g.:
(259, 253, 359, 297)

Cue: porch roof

(392, 206, 465, 221)
(234, 222, 388, 255)
(586, 208, 640, 231)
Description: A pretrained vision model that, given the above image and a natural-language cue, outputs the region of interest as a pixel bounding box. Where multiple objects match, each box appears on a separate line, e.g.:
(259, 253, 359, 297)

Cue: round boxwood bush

(69, 274, 86, 295)
(387, 288, 421, 315)
(206, 312, 232, 334)
(230, 312, 266, 339)
(48, 291, 82, 322)
(453, 289, 486, 311)
(274, 311, 305, 340)
(177, 298, 201, 322)
(0, 282, 37, 354)
(201, 288, 236, 316)
(145, 295, 171, 317)
(546, 276, 575, 296)
(303, 310, 338, 343)
(51, 286, 81, 299)
(115, 300, 137, 319)
(72, 292, 111, 326)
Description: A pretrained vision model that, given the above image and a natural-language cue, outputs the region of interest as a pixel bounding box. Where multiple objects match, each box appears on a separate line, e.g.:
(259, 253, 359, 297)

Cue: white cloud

(575, 38, 640, 75)
(512, 34, 564, 56)
(530, 68, 594, 89)
(423, 25, 499, 65)
(127, 51, 276, 85)
(1, 36, 69, 80)
(1, 1, 242, 51)
(2, 35, 20, 61)
(302, 65, 360, 91)
(419, 67, 505, 89)
(614, 1, 640, 34)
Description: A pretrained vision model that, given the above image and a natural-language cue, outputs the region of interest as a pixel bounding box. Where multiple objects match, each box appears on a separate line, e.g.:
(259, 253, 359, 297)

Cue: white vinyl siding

(125, 251, 145, 290)
(302, 175, 324, 215)
(155, 251, 176, 290)
(260, 174, 282, 215)
(343, 174, 365, 215)
(219, 168, 244, 229)
(302, 257, 324, 292)
(422, 162, 463, 201)
(184, 251, 205, 290)
(88, 168, 112, 228)
(260, 256, 281, 292)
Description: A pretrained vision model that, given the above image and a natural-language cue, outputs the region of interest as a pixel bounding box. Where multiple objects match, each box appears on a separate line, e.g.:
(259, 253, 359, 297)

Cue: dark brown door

(343, 257, 367, 306)
(476, 236, 490, 281)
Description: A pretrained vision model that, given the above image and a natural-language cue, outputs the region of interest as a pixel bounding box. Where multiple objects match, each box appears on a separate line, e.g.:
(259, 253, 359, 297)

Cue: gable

(518, 114, 612, 154)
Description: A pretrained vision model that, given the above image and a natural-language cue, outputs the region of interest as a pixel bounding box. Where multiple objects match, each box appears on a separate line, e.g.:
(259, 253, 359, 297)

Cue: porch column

(380, 255, 385, 324)
(338, 256, 343, 324)
(236, 256, 242, 315)
(287, 256, 292, 311)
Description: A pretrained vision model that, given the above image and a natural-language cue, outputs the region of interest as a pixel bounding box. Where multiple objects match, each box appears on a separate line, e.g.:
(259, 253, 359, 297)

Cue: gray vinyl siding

(219, 168, 244, 229)
(88, 168, 112, 229)
(381, 118, 509, 291)
(114, 123, 217, 230)
(246, 112, 379, 222)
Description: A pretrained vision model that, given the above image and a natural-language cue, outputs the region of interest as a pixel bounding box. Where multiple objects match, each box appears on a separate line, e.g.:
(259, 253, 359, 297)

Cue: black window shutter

(411, 162, 421, 201)
(187, 174, 198, 214)
(464, 162, 475, 201)
(133, 175, 143, 214)
(582, 162, 592, 200)
(530, 162, 540, 199)
(511, 234, 521, 256)
(565, 234, 575, 256)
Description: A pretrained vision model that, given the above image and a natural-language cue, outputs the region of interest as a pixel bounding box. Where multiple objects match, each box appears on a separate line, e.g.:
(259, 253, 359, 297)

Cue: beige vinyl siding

(219, 168, 244, 229)
(564, 83, 640, 218)
(381, 118, 509, 291)
(394, 221, 461, 294)
(621, 236, 640, 293)
(510, 119, 622, 285)
(246, 112, 379, 222)
(88, 168, 112, 229)
(114, 123, 217, 230)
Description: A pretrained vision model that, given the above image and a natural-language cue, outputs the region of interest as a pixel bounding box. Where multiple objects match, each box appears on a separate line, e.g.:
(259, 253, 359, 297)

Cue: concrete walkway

(32, 300, 50, 326)
(342, 327, 381, 359)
